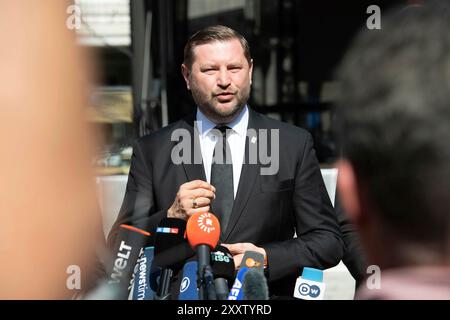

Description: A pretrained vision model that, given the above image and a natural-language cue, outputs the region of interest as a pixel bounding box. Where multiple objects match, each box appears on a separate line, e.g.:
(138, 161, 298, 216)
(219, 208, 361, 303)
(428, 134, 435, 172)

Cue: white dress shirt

(196, 106, 249, 198)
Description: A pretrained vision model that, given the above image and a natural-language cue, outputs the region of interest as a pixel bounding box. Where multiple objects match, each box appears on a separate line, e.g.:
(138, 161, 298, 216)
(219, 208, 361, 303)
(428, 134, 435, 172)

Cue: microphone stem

(214, 278, 229, 300)
(155, 268, 172, 300)
(197, 245, 210, 300)
(204, 265, 217, 300)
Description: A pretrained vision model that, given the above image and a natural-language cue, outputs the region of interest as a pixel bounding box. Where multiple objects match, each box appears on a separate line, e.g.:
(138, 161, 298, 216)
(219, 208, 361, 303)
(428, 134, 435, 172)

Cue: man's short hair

(183, 25, 252, 69)
(336, 1, 450, 247)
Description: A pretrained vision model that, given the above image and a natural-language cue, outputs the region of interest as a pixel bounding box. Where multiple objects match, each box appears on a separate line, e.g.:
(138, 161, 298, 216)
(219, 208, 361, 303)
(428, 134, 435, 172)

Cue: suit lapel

(177, 110, 263, 242)
(179, 114, 207, 182)
(222, 109, 262, 242)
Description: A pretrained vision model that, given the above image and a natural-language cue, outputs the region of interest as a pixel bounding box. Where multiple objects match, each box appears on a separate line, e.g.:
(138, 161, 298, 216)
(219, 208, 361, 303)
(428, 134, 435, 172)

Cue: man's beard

(191, 84, 250, 124)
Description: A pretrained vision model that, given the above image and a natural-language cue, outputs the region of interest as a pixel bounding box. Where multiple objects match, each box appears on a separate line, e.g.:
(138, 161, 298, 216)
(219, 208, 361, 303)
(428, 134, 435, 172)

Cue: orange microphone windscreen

(119, 224, 151, 237)
(186, 212, 221, 249)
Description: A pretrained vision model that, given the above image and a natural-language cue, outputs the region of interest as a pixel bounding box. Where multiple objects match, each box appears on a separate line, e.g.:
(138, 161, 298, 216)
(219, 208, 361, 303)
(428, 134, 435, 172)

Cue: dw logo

(298, 283, 321, 298)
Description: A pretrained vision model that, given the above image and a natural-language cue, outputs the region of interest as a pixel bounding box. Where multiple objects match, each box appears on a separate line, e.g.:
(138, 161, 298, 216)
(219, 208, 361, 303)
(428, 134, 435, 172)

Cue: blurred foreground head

(0, 1, 101, 298)
(336, 1, 450, 269)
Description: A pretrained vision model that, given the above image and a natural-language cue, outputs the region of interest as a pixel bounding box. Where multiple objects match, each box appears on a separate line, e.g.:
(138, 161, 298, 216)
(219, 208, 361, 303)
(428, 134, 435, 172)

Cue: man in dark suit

(108, 25, 343, 297)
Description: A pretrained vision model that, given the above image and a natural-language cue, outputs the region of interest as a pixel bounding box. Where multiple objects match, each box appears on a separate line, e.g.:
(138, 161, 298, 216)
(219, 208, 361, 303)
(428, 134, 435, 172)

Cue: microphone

(153, 218, 187, 300)
(293, 267, 326, 300)
(150, 242, 195, 269)
(243, 268, 269, 300)
(211, 245, 235, 300)
(239, 250, 265, 270)
(178, 261, 199, 300)
(126, 247, 144, 299)
(107, 224, 150, 299)
(186, 212, 220, 300)
(228, 250, 266, 300)
(227, 267, 248, 300)
(127, 232, 156, 299)
(129, 246, 160, 300)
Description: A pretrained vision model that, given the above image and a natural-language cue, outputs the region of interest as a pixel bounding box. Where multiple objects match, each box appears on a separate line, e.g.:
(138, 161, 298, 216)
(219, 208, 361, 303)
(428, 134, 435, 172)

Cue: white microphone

(293, 267, 326, 300)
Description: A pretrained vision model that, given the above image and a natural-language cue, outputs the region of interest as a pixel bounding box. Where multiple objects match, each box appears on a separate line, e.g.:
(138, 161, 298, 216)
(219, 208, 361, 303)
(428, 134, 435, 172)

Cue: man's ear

(181, 64, 191, 90)
(337, 160, 363, 226)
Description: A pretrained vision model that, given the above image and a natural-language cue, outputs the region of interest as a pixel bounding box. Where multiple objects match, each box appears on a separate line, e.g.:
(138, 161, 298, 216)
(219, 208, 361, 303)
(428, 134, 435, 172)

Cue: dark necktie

(210, 126, 234, 235)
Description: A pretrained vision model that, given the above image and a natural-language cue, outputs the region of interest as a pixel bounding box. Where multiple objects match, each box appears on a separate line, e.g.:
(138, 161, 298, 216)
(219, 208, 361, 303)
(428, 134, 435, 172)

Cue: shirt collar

(196, 105, 249, 138)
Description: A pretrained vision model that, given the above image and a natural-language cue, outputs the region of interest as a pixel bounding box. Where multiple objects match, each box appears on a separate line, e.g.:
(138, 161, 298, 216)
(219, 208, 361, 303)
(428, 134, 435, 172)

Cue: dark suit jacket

(107, 108, 344, 297)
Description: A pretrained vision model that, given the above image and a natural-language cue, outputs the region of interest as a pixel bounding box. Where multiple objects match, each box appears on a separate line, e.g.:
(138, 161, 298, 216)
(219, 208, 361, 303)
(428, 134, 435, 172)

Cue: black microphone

(127, 232, 156, 298)
(151, 242, 195, 268)
(107, 224, 151, 299)
(153, 218, 187, 300)
(211, 245, 235, 300)
(243, 268, 269, 300)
